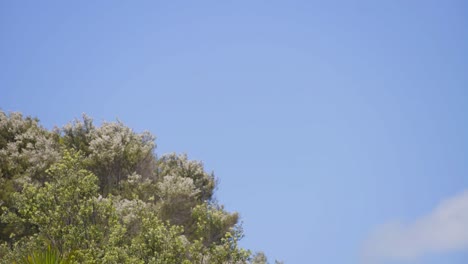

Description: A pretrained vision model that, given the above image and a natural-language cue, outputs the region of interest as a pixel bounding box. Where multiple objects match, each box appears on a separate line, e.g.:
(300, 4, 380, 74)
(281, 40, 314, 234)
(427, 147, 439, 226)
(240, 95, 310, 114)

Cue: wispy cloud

(361, 190, 468, 263)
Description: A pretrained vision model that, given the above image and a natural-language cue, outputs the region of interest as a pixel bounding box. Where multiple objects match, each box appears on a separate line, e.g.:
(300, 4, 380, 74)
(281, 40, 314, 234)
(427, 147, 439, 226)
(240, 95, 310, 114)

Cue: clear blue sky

(1, 1, 467, 263)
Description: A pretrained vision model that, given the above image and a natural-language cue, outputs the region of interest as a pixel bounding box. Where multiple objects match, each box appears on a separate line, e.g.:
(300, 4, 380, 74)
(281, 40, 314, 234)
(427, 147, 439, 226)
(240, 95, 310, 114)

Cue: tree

(0, 111, 60, 243)
(0, 111, 277, 263)
(1, 151, 123, 262)
(251, 252, 268, 264)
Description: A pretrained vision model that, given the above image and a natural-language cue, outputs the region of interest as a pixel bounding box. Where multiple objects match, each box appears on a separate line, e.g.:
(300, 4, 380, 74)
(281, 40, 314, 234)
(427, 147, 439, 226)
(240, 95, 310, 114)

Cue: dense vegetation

(0, 111, 280, 264)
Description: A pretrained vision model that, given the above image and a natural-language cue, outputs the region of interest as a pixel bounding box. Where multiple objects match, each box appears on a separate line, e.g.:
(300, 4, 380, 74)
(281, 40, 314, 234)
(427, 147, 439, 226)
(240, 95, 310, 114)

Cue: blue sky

(1, 1, 467, 263)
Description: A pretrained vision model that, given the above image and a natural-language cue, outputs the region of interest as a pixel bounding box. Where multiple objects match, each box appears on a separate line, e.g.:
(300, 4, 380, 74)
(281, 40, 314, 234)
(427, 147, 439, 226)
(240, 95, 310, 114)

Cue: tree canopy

(0, 111, 280, 264)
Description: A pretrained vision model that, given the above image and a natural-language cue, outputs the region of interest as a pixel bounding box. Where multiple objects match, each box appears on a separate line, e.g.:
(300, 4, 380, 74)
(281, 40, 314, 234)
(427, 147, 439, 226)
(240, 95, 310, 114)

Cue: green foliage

(190, 203, 239, 246)
(0, 111, 60, 243)
(2, 150, 122, 262)
(17, 245, 72, 264)
(0, 111, 275, 263)
(128, 212, 187, 264)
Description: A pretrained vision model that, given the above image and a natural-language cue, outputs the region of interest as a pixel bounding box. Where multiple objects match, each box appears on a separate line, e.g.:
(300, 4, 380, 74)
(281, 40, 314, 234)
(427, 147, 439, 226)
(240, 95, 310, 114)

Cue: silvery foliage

(157, 175, 200, 201)
(0, 111, 60, 184)
(114, 198, 145, 225)
(155, 175, 199, 227)
(88, 120, 155, 166)
(251, 252, 268, 264)
(61, 113, 94, 154)
(62, 115, 156, 195)
(88, 120, 156, 194)
(114, 198, 151, 239)
(157, 153, 215, 202)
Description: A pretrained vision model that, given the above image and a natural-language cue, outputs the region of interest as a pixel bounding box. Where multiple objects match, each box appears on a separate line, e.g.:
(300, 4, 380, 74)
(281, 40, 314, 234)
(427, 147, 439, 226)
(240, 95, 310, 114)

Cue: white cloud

(361, 190, 468, 263)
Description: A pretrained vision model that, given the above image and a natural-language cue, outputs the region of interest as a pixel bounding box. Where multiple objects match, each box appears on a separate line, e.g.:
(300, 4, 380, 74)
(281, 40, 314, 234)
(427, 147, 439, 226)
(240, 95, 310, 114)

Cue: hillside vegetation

(0, 111, 277, 264)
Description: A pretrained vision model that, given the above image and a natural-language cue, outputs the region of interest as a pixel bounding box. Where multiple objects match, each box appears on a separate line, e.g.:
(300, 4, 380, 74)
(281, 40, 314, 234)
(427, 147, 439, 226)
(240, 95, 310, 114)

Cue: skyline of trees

(0, 111, 279, 263)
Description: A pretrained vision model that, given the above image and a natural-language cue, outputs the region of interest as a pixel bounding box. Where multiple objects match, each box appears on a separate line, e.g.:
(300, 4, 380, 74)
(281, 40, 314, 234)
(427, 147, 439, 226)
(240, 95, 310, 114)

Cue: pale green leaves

(0, 112, 272, 263)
